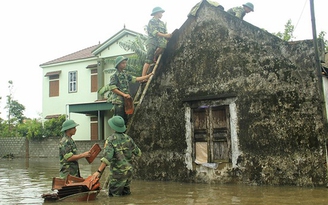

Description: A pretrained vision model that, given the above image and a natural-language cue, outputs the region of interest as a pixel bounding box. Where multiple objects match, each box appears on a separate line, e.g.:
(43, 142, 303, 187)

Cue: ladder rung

(126, 54, 163, 133)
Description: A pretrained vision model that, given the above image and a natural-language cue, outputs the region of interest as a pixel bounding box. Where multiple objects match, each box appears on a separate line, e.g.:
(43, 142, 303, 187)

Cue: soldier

(98, 56, 153, 125)
(59, 119, 91, 179)
(227, 2, 254, 20)
(92, 116, 142, 197)
(141, 6, 172, 78)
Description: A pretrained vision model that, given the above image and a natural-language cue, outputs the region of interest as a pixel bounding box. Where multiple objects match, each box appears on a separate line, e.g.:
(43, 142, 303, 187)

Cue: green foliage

(5, 80, 26, 125)
(100, 35, 147, 99)
(0, 119, 15, 137)
(17, 119, 44, 140)
(8, 100, 25, 124)
(318, 31, 328, 52)
(43, 115, 66, 137)
(274, 19, 328, 52)
(119, 34, 147, 60)
(273, 19, 294, 41)
(119, 34, 147, 76)
(0, 115, 66, 139)
(0, 80, 66, 139)
(103, 35, 147, 77)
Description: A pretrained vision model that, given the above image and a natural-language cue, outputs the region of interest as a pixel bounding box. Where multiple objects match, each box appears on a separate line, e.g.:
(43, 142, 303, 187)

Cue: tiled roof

(40, 44, 99, 66)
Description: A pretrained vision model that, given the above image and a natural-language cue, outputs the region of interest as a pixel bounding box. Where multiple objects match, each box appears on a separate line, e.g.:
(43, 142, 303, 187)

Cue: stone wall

(0, 137, 105, 158)
(128, 1, 327, 186)
(0, 137, 27, 157)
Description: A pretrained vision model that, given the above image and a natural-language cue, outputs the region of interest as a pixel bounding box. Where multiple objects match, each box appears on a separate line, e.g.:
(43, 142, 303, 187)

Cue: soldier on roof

(227, 2, 254, 20)
(141, 7, 172, 79)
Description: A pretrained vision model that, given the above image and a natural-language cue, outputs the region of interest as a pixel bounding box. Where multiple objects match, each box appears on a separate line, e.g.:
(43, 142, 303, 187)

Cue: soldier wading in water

(59, 119, 91, 179)
(92, 116, 142, 197)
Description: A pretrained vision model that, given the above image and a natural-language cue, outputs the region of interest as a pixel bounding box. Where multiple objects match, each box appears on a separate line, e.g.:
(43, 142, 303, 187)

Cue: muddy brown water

(1, 158, 328, 205)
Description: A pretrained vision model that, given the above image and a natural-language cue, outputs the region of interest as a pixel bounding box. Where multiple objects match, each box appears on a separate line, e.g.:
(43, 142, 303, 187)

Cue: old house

(39, 1, 328, 186)
(128, 1, 328, 186)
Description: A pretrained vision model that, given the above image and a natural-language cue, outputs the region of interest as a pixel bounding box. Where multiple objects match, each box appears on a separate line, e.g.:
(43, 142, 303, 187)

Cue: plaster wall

(128, 1, 327, 186)
(42, 58, 97, 140)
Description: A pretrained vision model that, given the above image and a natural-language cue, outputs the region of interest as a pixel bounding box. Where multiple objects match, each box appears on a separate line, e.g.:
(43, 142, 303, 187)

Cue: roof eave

(40, 56, 98, 68)
(92, 28, 142, 56)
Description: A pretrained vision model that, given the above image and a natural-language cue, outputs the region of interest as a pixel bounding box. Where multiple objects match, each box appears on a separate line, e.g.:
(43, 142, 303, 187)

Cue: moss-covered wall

(129, 1, 327, 186)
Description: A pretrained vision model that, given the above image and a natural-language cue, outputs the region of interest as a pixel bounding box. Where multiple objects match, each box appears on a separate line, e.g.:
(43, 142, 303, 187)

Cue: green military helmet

(115, 56, 128, 68)
(108, 116, 126, 132)
(243, 2, 254, 11)
(151, 6, 165, 16)
(61, 119, 79, 132)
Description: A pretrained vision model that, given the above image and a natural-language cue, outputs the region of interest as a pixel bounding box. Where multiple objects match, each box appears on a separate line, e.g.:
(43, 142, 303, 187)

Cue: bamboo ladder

(102, 55, 163, 189)
(126, 54, 162, 133)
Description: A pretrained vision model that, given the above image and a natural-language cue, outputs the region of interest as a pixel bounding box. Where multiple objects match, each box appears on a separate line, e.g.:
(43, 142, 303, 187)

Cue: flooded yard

(1, 158, 328, 205)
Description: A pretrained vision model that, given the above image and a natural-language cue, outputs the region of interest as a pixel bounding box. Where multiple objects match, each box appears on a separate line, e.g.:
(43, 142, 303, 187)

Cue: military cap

(108, 116, 126, 132)
(115, 56, 128, 68)
(61, 119, 79, 132)
(151, 7, 165, 16)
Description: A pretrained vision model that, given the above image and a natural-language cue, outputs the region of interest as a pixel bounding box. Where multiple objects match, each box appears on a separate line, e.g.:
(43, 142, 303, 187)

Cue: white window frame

(68, 71, 77, 93)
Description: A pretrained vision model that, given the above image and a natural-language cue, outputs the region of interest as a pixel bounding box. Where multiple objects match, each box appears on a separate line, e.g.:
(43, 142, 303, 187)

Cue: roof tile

(40, 44, 99, 66)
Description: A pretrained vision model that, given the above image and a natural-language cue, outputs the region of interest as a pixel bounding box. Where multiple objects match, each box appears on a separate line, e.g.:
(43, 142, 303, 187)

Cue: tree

(273, 19, 295, 41)
(0, 96, 2, 118)
(104, 34, 147, 76)
(99, 35, 147, 99)
(5, 81, 25, 126)
(273, 20, 327, 52)
(318, 31, 328, 52)
(43, 115, 66, 137)
(17, 118, 44, 140)
(118, 34, 147, 70)
(9, 100, 25, 124)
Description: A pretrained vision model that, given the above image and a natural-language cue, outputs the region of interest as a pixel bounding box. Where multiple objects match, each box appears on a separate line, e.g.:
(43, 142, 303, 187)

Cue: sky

(0, 0, 327, 119)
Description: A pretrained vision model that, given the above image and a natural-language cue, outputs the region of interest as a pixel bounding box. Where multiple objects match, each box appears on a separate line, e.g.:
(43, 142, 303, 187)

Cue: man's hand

(165, 33, 172, 39)
(123, 93, 131, 99)
(82, 151, 91, 158)
(91, 171, 101, 181)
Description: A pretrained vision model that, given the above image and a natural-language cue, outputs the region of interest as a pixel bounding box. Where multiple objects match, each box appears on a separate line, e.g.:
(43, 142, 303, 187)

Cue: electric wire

(293, 0, 308, 36)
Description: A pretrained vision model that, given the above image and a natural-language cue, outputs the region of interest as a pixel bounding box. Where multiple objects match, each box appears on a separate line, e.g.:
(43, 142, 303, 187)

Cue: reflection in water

(0, 158, 328, 205)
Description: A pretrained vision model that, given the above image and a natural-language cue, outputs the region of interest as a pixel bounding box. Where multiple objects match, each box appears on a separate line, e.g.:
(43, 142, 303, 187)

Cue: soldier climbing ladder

(126, 54, 162, 133)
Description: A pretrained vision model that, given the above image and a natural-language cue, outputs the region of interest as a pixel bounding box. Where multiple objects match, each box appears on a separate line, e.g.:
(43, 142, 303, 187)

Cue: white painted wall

(42, 58, 97, 140)
(41, 30, 141, 141)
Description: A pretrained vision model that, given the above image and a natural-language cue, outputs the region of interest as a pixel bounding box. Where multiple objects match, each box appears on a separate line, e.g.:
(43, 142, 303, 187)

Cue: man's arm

(111, 88, 131, 99)
(67, 151, 91, 161)
(136, 73, 153, 82)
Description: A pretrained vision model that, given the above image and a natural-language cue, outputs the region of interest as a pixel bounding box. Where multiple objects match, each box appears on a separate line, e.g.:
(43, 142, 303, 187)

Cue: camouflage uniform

(101, 132, 141, 196)
(108, 70, 137, 124)
(227, 6, 246, 19)
(59, 135, 80, 178)
(145, 17, 168, 64)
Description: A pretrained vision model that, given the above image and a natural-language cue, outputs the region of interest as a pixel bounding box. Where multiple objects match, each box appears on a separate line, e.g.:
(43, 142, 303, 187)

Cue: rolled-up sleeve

(109, 73, 118, 91)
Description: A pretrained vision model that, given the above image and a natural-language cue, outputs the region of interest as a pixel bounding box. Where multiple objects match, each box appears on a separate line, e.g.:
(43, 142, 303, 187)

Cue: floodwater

(1, 158, 328, 205)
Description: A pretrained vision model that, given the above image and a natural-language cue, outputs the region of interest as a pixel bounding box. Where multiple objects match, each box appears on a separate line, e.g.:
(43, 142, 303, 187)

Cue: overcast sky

(0, 0, 327, 119)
